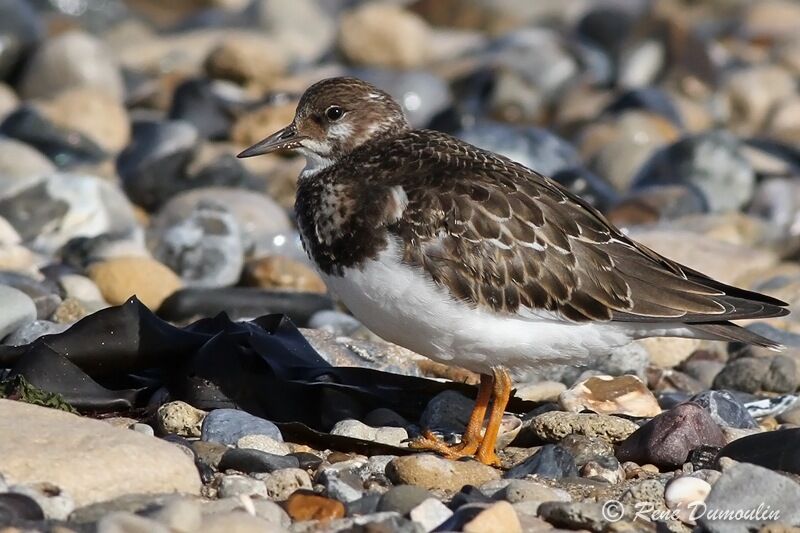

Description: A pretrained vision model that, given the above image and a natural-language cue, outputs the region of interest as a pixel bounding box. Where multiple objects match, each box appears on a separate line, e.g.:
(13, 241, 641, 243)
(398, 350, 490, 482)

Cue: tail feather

(690, 321, 783, 350)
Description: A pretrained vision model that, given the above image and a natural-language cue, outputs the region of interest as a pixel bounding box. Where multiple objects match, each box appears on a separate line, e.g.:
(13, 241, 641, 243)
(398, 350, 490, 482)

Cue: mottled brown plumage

(241, 76, 788, 351)
(238, 76, 789, 465)
(297, 128, 788, 332)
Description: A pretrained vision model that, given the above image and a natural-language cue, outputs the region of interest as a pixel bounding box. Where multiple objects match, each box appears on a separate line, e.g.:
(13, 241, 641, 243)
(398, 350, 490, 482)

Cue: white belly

(319, 239, 639, 377)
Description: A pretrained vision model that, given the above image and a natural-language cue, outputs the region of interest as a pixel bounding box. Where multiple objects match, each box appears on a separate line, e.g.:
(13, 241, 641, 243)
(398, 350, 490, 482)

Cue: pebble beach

(1, 0, 800, 532)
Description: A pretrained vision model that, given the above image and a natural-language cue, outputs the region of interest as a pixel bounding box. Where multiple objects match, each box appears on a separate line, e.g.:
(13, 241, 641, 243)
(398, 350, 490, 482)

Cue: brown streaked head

(237, 77, 410, 168)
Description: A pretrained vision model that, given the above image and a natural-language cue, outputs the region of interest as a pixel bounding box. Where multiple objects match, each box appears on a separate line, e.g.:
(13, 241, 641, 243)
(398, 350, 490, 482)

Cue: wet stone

(605, 87, 684, 127)
(159, 286, 332, 326)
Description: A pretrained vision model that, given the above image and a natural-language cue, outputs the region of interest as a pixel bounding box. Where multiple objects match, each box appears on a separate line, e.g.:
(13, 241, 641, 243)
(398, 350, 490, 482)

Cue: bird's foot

(475, 447, 501, 467)
(408, 429, 482, 461)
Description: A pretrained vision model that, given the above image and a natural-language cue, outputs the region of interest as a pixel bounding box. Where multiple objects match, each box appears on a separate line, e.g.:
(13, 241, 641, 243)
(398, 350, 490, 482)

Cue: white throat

(298, 146, 334, 178)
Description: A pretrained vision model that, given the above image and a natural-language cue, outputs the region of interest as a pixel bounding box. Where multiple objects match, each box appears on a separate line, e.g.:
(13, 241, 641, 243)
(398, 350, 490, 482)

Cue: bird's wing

(374, 131, 788, 324)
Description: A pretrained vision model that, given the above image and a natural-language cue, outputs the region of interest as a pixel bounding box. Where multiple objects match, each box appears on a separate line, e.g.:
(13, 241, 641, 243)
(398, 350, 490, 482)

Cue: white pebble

(409, 498, 453, 532)
(665, 476, 712, 525)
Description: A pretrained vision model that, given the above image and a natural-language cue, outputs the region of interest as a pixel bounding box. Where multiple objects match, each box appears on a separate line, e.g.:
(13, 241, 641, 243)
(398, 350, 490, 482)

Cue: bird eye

(325, 106, 344, 121)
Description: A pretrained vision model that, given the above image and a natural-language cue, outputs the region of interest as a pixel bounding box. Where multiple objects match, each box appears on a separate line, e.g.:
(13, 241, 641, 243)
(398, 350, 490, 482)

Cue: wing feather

(362, 130, 789, 324)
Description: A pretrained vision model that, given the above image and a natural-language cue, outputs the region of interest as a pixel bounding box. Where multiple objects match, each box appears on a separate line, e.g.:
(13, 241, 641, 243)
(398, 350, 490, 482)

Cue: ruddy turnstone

(238, 77, 789, 465)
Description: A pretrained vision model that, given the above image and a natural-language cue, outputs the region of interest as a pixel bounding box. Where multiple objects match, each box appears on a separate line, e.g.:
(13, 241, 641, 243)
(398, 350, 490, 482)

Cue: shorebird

(238, 77, 789, 465)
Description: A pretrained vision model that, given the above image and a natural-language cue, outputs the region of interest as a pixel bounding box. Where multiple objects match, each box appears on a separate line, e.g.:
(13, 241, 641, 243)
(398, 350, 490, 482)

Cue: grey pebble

(201, 409, 282, 445)
(0, 285, 37, 340)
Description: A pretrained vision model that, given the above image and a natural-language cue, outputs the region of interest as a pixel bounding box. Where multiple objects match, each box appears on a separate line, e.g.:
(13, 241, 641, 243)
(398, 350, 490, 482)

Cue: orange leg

(475, 367, 512, 466)
(410, 373, 494, 459)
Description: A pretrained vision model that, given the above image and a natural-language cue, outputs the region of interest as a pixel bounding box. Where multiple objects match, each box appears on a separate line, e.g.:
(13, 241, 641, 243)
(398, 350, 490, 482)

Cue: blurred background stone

(0, 1, 798, 530)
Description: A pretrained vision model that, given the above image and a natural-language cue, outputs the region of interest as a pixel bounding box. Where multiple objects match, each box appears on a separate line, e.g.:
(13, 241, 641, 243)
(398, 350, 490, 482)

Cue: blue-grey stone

(2, 319, 69, 346)
(151, 201, 244, 288)
(631, 131, 755, 212)
(317, 464, 365, 503)
(689, 390, 758, 429)
(201, 409, 282, 445)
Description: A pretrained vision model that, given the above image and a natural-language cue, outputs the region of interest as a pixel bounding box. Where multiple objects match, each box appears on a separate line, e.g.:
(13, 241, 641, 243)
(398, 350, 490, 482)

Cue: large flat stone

(0, 400, 201, 506)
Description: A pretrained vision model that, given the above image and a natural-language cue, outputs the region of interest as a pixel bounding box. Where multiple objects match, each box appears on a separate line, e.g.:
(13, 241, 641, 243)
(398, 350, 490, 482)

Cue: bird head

(237, 77, 409, 172)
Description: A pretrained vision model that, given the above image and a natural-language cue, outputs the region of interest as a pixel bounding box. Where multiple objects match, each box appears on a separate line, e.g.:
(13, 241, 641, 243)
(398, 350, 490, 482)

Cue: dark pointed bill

(237, 124, 305, 158)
